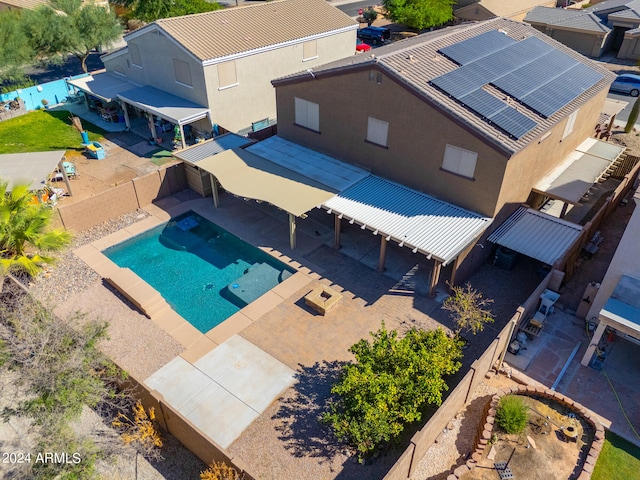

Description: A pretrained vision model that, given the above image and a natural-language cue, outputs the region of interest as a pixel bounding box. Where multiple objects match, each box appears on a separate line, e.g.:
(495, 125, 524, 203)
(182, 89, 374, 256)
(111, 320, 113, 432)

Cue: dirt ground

(462, 395, 593, 480)
(52, 133, 179, 205)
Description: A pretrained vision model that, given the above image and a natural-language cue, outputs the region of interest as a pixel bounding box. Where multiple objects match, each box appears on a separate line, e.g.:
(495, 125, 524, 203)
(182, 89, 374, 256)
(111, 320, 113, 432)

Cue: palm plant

(0, 180, 72, 278)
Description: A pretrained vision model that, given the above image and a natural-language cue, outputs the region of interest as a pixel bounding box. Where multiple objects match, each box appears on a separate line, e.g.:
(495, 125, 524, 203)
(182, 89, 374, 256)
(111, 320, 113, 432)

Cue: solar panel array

(439, 29, 516, 65)
(430, 30, 605, 140)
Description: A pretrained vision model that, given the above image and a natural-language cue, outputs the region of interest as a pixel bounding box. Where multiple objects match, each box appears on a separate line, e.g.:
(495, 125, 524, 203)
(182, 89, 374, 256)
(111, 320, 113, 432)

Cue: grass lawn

(0, 110, 105, 154)
(592, 431, 640, 480)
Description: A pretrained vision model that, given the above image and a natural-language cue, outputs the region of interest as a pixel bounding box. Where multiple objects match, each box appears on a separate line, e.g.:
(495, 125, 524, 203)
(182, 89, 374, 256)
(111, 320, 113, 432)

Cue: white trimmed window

(303, 40, 318, 61)
(366, 116, 389, 147)
(173, 59, 192, 87)
(217, 61, 238, 89)
(562, 109, 579, 139)
(129, 43, 142, 67)
(294, 97, 319, 132)
(442, 144, 478, 179)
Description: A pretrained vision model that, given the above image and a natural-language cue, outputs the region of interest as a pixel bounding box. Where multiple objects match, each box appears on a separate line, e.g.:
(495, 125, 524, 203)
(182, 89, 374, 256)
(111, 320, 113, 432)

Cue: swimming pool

(104, 212, 294, 333)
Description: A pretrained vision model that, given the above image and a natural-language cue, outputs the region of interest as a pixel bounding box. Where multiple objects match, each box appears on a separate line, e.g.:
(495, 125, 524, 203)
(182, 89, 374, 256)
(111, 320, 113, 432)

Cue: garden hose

(602, 367, 640, 440)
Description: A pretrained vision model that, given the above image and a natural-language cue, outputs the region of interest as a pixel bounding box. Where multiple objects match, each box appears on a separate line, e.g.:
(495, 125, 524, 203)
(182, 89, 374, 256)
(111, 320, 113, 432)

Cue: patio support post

(334, 214, 341, 249)
(429, 260, 442, 297)
(179, 124, 186, 149)
(377, 236, 387, 272)
(289, 213, 297, 250)
(581, 320, 607, 366)
(209, 174, 219, 208)
(57, 159, 73, 197)
(560, 202, 569, 219)
(148, 114, 157, 141)
(120, 100, 130, 129)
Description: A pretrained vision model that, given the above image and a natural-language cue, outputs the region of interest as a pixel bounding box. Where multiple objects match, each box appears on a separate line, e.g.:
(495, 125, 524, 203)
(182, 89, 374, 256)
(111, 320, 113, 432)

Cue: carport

(488, 207, 583, 266)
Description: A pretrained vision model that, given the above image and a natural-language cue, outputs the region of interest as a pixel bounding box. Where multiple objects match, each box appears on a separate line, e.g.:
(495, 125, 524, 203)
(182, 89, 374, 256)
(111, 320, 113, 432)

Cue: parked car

(609, 73, 640, 97)
(356, 26, 391, 45)
(356, 39, 372, 52)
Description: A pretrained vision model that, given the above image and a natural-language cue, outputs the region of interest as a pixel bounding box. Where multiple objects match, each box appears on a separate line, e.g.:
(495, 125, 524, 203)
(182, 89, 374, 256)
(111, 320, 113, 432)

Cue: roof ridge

(155, 0, 291, 24)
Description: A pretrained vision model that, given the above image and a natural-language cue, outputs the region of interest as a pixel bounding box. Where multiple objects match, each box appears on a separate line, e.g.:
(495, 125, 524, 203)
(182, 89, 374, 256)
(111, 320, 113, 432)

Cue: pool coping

(74, 201, 318, 363)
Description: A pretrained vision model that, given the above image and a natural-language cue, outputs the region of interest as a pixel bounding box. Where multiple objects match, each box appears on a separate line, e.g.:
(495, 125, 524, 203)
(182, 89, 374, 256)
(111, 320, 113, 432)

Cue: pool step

(106, 267, 171, 319)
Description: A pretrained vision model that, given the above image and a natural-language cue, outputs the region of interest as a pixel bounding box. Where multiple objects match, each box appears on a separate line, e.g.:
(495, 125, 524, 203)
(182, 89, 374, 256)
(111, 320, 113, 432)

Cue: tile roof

(524, 6, 585, 24)
(137, 0, 357, 62)
(553, 12, 612, 31)
(455, 0, 554, 19)
(608, 6, 640, 19)
(274, 18, 614, 156)
(0, 0, 46, 8)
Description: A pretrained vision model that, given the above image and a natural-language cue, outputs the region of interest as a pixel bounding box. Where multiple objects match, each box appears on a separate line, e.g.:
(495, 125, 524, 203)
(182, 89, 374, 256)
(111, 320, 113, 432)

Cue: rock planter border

(445, 384, 605, 480)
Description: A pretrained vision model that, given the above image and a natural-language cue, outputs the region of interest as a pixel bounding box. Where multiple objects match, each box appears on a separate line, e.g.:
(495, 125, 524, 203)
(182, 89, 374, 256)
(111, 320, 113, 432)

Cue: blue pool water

(104, 212, 294, 333)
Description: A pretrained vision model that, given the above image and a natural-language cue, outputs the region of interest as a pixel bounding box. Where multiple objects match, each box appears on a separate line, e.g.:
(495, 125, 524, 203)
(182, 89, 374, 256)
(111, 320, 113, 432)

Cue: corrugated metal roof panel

(152, 0, 357, 62)
(174, 134, 254, 163)
(246, 136, 369, 192)
(487, 207, 583, 265)
(323, 176, 492, 264)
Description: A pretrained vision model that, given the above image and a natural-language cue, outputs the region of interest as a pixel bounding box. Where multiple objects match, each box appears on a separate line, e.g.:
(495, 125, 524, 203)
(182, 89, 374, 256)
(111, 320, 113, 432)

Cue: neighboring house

(0, 0, 108, 11)
(84, 0, 357, 137)
(454, 0, 556, 23)
(524, 0, 640, 58)
(0, 0, 46, 11)
(580, 186, 640, 366)
(269, 18, 619, 281)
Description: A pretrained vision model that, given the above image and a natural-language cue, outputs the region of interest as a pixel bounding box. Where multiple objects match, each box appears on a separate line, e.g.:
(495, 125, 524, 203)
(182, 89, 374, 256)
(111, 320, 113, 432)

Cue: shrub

(496, 395, 528, 434)
(200, 461, 241, 480)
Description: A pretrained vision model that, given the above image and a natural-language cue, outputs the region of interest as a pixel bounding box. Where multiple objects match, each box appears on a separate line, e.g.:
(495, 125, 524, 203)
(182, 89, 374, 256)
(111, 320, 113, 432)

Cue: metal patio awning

(195, 148, 338, 217)
(488, 207, 583, 265)
(67, 72, 137, 102)
(323, 175, 492, 265)
(117, 86, 210, 125)
(533, 138, 626, 205)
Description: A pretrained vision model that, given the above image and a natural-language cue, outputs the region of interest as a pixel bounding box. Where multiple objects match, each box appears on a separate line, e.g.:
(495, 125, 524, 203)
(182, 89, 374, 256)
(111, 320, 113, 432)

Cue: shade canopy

(534, 138, 625, 204)
(0, 151, 66, 192)
(195, 148, 337, 217)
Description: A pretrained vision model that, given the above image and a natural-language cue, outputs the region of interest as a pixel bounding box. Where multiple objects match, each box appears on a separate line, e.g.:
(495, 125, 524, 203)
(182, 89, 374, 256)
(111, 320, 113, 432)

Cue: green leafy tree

(442, 282, 494, 336)
(113, 0, 221, 23)
(382, 0, 454, 30)
(23, 0, 123, 72)
(362, 8, 378, 26)
(625, 96, 640, 133)
(323, 324, 462, 461)
(0, 10, 34, 84)
(0, 180, 72, 277)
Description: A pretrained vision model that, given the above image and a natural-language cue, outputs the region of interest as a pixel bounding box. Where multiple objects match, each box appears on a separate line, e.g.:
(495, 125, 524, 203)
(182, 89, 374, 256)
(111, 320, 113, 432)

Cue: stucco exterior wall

(494, 87, 608, 215)
(586, 188, 640, 322)
(547, 28, 607, 57)
(103, 32, 209, 107)
(618, 35, 640, 60)
(275, 68, 509, 217)
(202, 30, 356, 132)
